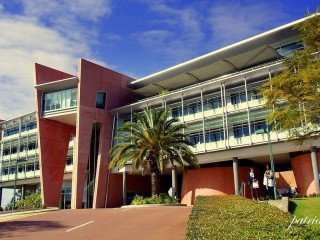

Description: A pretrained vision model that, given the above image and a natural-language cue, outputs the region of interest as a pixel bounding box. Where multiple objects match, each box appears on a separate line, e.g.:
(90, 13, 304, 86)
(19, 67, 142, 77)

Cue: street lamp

(255, 125, 278, 199)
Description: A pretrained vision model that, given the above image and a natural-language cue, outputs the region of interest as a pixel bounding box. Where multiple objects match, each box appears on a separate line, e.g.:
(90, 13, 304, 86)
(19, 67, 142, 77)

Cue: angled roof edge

(131, 15, 316, 86)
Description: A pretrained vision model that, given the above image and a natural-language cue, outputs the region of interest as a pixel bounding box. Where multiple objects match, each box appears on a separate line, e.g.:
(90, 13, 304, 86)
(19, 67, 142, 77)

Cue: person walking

(263, 164, 274, 200)
(248, 167, 259, 200)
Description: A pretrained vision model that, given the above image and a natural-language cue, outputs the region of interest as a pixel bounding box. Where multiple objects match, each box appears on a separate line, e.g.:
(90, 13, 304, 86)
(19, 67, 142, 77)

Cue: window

(66, 156, 73, 165)
(230, 92, 246, 105)
(172, 107, 182, 117)
(96, 92, 106, 109)
(204, 96, 222, 110)
(277, 42, 304, 57)
(251, 121, 267, 133)
(43, 88, 77, 112)
(205, 129, 224, 143)
(233, 124, 250, 138)
(189, 133, 204, 145)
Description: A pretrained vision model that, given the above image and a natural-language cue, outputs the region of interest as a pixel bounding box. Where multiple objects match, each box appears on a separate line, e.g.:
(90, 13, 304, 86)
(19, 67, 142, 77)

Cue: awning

(133, 45, 280, 97)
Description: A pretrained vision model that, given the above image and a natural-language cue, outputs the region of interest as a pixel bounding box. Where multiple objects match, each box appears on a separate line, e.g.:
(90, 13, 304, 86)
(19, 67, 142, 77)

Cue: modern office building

(1, 16, 320, 209)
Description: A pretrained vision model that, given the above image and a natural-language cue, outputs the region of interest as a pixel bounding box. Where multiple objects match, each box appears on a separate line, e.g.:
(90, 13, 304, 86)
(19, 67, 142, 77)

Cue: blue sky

(0, 0, 319, 118)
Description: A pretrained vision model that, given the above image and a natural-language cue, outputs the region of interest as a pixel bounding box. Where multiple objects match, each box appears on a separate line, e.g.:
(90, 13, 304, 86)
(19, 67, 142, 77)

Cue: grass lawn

(186, 196, 320, 240)
(290, 197, 320, 230)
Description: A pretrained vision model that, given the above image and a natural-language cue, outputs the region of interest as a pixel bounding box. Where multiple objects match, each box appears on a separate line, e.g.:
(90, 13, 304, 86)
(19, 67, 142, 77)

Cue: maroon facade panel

(34, 60, 133, 208)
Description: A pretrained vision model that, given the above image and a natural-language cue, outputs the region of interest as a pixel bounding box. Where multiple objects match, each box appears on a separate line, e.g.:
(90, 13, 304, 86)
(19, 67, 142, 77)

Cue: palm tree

(109, 108, 199, 196)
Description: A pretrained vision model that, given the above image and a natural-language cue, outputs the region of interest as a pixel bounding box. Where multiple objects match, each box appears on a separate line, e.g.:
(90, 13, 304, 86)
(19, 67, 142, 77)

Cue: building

(1, 16, 320, 209)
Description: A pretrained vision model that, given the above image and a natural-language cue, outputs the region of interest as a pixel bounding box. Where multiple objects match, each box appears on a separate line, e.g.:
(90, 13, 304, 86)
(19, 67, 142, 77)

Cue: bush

(6, 193, 42, 211)
(131, 194, 179, 205)
(186, 196, 320, 240)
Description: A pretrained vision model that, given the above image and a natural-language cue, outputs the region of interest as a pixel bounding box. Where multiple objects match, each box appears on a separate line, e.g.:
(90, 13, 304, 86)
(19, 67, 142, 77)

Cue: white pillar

(172, 165, 177, 199)
(233, 157, 240, 195)
(310, 146, 320, 194)
(122, 171, 127, 205)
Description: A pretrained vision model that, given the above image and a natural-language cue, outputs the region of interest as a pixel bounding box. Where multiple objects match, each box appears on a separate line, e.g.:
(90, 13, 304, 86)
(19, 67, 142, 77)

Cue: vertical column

(244, 77, 252, 144)
(268, 71, 279, 141)
(172, 165, 177, 199)
(116, 112, 119, 145)
(200, 89, 206, 151)
(223, 83, 229, 148)
(0, 141, 3, 180)
(233, 157, 239, 195)
(220, 84, 226, 149)
(0, 187, 2, 208)
(21, 184, 26, 200)
(310, 146, 320, 194)
(122, 171, 127, 205)
(181, 94, 184, 123)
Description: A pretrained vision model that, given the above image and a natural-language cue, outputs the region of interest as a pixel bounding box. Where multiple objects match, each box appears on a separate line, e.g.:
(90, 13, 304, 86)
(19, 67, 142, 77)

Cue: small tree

(109, 108, 199, 196)
(261, 14, 320, 142)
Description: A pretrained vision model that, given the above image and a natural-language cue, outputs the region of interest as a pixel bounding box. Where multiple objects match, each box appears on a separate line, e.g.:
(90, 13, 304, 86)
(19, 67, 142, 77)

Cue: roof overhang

(109, 59, 284, 116)
(132, 45, 280, 96)
(34, 77, 79, 92)
(129, 15, 315, 96)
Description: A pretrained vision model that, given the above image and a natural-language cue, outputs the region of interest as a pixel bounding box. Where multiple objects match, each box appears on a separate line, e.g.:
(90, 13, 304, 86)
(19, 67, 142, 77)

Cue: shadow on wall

(0, 220, 68, 238)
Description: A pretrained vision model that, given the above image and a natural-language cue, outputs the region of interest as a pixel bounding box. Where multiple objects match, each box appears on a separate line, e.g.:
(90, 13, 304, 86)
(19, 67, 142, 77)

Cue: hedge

(131, 194, 179, 205)
(186, 196, 320, 240)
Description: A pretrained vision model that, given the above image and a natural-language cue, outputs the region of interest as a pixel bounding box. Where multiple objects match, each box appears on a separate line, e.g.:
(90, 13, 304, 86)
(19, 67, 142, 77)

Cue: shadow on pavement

(0, 220, 68, 238)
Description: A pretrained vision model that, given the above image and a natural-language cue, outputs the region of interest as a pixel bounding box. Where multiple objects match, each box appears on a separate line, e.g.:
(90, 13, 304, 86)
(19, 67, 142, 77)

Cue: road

(0, 206, 192, 240)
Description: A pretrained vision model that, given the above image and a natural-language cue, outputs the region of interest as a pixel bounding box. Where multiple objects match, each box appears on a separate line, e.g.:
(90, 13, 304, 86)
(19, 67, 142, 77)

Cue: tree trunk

(151, 171, 160, 196)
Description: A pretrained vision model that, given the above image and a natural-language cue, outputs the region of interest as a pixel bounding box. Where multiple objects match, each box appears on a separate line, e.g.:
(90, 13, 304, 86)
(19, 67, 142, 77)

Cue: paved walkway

(0, 206, 192, 240)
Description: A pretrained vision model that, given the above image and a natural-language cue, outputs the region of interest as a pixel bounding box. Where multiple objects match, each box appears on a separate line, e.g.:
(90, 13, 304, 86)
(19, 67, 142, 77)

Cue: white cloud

(23, 0, 112, 22)
(208, 1, 289, 47)
(134, 0, 290, 66)
(132, 1, 205, 63)
(0, 0, 112, 119)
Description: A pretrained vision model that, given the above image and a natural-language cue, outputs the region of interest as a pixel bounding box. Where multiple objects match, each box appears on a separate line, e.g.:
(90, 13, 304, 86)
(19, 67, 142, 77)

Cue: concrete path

(0, 206, 192, 240)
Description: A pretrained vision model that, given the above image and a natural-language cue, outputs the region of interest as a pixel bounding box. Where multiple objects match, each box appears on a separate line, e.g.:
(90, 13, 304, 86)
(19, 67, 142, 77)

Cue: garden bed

(186, 195, 320, 240)
(122, 203, 186, 208)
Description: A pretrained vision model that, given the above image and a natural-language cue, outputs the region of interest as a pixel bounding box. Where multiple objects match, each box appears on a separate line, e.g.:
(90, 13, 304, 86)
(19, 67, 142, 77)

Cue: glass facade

(0, 114, 74, 182)
(44, 88, 77, 112)
(115, 76, 283, 153)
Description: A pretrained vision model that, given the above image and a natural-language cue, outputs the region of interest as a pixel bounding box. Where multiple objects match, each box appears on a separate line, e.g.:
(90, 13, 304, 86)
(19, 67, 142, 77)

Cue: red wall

(34, 64, 76, 207)
(34, 60, 133, 208)
(181, 166, 252, 205)
(291, 152, 320, 196)
(72, 59, 133, 209)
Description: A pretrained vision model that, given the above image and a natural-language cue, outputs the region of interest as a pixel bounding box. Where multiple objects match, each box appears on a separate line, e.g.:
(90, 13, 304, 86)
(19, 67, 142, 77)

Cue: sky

(0, 0, 319, 119)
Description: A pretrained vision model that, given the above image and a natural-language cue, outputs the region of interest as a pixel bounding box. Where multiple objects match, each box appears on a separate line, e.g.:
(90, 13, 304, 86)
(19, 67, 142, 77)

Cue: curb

(121, 204, 188, 208)
(0, 207, 59, 217)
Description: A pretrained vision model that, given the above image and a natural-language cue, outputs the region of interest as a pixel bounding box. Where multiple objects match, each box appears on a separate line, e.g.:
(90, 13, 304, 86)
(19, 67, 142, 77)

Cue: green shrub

(186, 196, 320, 240)
(6, 193, 43, 211)
(131, 194, 179, 205)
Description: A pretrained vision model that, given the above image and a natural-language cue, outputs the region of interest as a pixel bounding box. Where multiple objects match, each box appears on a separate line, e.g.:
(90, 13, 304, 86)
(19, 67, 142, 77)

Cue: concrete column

(310, 146, 320, 194)
(172, 165, 177, 199)
(233, 157, 240, 195)
(0, 187, 2, 208)
(21, 185, 26, 200)
(122, 171, 127, 205)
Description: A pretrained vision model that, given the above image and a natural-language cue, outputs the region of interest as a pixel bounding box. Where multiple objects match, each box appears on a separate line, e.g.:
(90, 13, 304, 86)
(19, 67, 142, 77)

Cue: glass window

(172, 107, 182, 117)
(231, 92, 246, 105)
(205, 129, 224, 143)
(70, 89, 77, 107)
(189, 133, 204, 145)
(233, 124, 250, 138)
(43, 88, 77, 112)
(96, 92, 106, 109)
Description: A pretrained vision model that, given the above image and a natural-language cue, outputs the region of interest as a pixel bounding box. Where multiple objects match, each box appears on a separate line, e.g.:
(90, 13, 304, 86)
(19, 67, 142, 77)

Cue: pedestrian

(263, 164, 274, 200)
(248, 167, 259, 200)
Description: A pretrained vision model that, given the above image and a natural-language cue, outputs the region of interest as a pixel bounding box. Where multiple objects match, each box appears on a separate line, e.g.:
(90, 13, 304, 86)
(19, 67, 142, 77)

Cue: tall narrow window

(96, 92, 106, 109)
